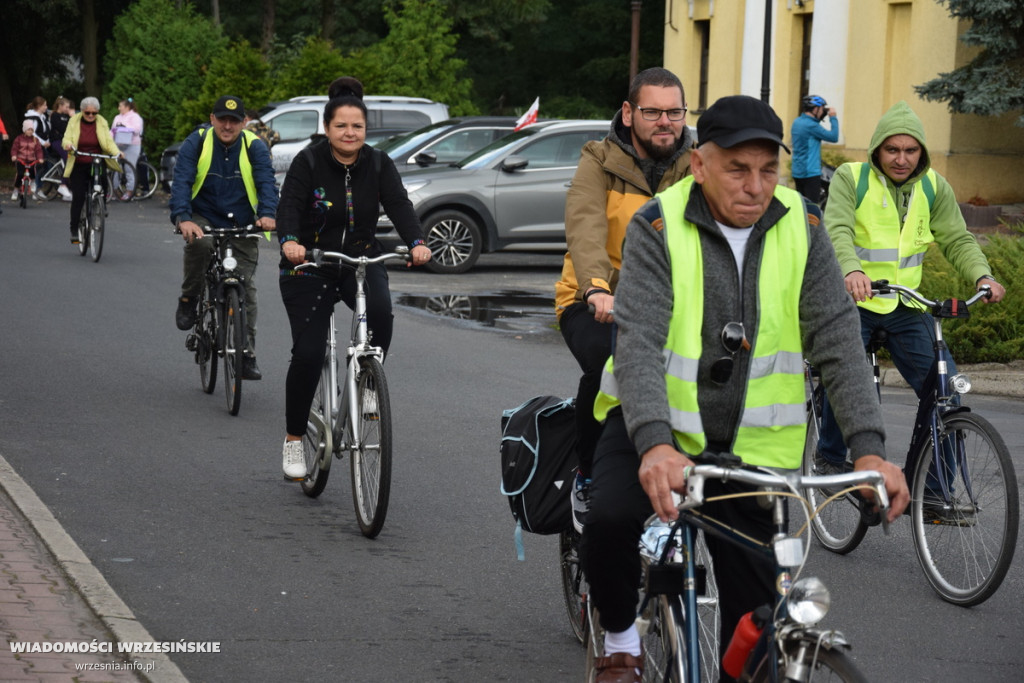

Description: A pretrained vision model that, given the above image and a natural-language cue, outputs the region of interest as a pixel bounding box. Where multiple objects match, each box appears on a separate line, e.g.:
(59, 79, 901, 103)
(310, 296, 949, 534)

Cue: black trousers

(280, 264, 392, 437)
(580, 410, 775, 675)
(559, 302, 615, 478)
(794, 175, 822, 205)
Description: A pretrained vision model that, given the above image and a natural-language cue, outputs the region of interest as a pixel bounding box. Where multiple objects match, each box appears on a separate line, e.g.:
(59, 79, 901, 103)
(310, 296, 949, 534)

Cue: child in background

(11, 121, 44, 200)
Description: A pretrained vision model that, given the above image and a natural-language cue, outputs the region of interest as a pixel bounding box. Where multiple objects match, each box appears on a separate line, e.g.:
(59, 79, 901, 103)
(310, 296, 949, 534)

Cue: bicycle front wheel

(76, 204, 89, 256)
(804, 380, 867, 554)
(910, 411, 1019, 606)
(88, 196, 104, 262)
(301, 364, 333, 498)
(134, 161, 158, 200)
(640, 593, 686, 683)
(350, 356, 392, 538)
(559, 529, 589, 645)
(198, 283, 218, 394)
(221, 288, 244, 415)
(749, 642, 867, 682)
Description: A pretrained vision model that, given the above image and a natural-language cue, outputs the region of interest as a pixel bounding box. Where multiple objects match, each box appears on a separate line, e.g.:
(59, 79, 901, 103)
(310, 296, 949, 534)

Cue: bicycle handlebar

(871, 280, 992, 309)
(676, 461, 891, 533)
(68, 147, 121, 160)
(296, 247, 411, 270)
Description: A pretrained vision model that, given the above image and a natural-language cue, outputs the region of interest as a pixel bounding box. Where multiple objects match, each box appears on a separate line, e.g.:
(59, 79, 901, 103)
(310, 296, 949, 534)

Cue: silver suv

(377, 119, 609, 274)
(259, 95, 450, 173)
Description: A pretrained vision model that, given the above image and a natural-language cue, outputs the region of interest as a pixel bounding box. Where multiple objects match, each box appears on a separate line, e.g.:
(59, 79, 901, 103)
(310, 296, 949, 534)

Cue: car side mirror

(414, 151, 437, 167)
(501, 156, 529, 172)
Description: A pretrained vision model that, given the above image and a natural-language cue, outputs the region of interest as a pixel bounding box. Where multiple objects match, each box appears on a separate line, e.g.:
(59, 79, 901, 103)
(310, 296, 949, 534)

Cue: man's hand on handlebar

(977, 277, 1005, 303)
(853, 454, 908, 522)
(586, 290, 615, 323)
(844, 271, 874, 303)
(256, 216, 276, 233)
(179, 220, 205, 244)
(639, 444, 695, 522)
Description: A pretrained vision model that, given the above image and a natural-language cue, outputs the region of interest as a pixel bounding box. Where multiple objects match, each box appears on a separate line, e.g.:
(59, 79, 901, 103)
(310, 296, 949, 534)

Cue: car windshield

(375, 121, 456, 157)
(456, 128, 539, 169)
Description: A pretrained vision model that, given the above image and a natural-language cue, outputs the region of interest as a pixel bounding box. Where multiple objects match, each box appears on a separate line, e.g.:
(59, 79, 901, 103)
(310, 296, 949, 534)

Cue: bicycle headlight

(222, 255, 238, 271)
(787, 577, 830, 625)
(950, 373, 972, 395)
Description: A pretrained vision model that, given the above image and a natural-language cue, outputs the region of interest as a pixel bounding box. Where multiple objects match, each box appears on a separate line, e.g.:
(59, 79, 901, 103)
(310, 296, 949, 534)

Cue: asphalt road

(0, 196, 1021, 682)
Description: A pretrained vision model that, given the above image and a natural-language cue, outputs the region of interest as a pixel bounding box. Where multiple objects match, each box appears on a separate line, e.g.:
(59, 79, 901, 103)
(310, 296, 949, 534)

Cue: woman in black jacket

(276, 82, 431, 480)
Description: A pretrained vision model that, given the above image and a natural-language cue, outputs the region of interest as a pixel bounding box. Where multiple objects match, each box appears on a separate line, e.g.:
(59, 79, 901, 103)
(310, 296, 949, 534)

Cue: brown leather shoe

(594, 650, 644, 683)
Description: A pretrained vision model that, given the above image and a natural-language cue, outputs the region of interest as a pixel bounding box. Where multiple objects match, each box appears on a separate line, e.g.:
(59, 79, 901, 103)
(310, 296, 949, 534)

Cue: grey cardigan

(613, 183, 886, 463)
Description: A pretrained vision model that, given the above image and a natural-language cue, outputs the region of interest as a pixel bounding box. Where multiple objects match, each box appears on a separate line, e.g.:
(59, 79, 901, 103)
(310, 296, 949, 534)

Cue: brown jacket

(555, 114, 691, 317)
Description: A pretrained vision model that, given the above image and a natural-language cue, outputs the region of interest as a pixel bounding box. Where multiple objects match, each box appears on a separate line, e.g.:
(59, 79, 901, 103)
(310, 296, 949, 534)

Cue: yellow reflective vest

(848, 162, 936, 313)
(192, 128, 260, 210)
(594, 177, 809, 468)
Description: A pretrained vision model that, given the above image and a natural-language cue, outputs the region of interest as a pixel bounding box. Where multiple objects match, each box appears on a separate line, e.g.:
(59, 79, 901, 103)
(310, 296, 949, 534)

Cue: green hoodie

(824, 100, 992, 285)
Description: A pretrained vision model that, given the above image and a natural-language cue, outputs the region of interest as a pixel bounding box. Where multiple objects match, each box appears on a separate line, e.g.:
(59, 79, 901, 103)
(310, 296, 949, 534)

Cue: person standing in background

(790, 94, 838, 204)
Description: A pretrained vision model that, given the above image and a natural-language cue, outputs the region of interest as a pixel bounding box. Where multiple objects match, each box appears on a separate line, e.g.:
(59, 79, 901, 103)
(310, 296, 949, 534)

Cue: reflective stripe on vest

(192, 128, 259, 211)
(595, 177, 809, 468)
(849, 162, 936, 314)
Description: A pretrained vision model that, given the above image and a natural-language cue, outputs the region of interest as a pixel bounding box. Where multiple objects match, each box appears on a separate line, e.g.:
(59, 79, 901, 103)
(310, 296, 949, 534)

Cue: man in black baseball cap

(580, 91, 906, 682)
(212, 95, 245, 121)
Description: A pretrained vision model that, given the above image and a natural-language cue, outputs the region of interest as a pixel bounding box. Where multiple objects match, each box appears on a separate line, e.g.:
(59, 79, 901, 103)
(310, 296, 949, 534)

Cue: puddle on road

(395, 290, 557, 334)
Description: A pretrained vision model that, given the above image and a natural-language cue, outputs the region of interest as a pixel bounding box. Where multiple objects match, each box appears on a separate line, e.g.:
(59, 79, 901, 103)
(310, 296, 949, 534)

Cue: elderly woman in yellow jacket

(62, 96, 122, 245)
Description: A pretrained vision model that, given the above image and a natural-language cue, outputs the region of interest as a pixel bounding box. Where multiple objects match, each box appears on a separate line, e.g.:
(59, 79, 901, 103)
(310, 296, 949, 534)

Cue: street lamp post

(761, 0, 772, 102)
(630, 0, 642, 84)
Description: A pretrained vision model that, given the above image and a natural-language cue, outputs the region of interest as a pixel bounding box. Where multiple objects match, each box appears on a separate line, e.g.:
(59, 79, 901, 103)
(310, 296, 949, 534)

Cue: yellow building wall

(663, 0, 1024, 203)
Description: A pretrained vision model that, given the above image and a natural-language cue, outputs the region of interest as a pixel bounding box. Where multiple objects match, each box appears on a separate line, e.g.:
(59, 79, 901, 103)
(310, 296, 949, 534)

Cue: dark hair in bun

(324, 76, 368, 125)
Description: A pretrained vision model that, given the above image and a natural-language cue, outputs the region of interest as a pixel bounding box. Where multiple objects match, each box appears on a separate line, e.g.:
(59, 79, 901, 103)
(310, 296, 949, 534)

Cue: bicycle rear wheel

(88, 196, 104, 262)
(221, 288, 244, 415)
(910, 411, 1019, 606)
(559, 529, 589, 645)
(197, 284, 218, 394)
(107, 165, 129, 201)
(37, 164, 61, 200)
(301, 363, 333, 498)
(133, 161, 158, 200)
(693, 531, 720, 682)
(76, 204, 89, 256)
(804, 377, 867, 554)
(350, 356, 392, 538)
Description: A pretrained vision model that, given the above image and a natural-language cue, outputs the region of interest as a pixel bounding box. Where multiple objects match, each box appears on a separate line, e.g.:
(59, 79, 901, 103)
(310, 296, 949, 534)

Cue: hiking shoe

(571, 471, 592, 534)
(922, 496, 977, 526)
(242, 354, 262, 381)
(813, 452, 853, 494)
(175, 297, 198, 330)
(282, 439, 306, 480)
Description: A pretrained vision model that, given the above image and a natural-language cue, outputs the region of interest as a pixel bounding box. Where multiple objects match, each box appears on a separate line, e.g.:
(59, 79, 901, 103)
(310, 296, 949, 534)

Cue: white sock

(604, 624, 642, 657)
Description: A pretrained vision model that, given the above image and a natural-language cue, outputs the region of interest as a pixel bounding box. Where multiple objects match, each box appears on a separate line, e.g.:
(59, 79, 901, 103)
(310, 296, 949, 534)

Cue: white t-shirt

(716, 221, 754, 289)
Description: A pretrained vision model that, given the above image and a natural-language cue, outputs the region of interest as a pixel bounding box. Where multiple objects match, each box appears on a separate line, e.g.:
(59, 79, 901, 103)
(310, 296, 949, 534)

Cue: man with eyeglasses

(61, 97, 123, 245)
(556, 67, 693, 534)
(580, 95, 909, 683)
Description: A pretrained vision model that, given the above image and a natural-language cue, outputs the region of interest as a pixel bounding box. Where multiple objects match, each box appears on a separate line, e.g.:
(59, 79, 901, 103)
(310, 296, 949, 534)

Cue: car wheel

(422, 210, 482, 274)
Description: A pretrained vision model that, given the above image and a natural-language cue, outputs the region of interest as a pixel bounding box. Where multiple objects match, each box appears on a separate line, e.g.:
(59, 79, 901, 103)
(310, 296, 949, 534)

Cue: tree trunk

(211, 0, 220, 26)
(320, 0, 336, 41)
(81, 0, 98, 96)
(261, 0, 275, 56)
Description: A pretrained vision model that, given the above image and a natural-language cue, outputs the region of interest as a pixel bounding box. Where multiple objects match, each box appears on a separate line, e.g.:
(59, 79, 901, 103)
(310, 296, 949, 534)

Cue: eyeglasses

(82, 111, 98, 117)
(631, 104, 687, 121)
(709, 322, 749, 385)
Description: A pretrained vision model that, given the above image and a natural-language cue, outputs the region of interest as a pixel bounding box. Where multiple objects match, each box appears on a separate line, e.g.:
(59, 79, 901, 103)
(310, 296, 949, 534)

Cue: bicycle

(294, 247, 409, 539)
(108, 156, 158, 201)
(804, 282, 1018, 606)
(584, 453, 890, 682)
(73, 150, 122, 262)
(182, 221, 260, 416)
(36, 157, 66, 200)
(16, 160, 40, 208)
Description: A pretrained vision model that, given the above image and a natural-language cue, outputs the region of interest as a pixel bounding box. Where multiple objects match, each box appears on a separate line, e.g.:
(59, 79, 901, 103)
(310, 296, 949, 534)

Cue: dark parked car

(377, 119, 609, 274)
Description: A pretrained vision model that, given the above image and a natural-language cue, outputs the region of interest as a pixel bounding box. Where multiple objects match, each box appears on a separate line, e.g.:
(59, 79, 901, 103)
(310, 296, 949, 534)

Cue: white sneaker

(10, 190, 17, 200)
(282, 439, 306, 480)
(58, 185, 72, 200)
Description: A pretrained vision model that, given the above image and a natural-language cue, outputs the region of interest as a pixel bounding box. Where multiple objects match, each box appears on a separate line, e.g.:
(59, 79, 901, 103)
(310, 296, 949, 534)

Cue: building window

(696, 20, 710, 113)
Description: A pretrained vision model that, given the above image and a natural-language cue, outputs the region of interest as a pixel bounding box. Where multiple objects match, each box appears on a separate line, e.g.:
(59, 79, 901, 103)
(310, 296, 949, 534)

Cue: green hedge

(918, 223, 1024, 363)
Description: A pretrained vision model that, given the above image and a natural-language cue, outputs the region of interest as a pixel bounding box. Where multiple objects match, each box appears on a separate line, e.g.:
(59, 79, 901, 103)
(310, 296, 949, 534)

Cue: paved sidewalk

(0, 456, 186, 682)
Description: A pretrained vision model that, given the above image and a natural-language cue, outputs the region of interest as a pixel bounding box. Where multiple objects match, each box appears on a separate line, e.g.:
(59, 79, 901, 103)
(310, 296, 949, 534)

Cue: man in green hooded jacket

(816, 101, 1005, 486)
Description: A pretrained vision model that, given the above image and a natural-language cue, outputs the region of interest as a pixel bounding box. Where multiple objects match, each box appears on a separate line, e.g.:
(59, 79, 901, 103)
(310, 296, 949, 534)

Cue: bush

(918, 224, 1024, 363)
(177, 41, 273, 138)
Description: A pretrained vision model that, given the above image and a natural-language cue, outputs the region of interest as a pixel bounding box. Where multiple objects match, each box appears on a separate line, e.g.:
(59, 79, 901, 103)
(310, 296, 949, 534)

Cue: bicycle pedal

(185, 334, 197, 352)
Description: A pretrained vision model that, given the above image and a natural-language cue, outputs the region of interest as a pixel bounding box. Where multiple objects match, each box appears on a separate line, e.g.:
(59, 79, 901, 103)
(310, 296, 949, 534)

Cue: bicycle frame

(640, 462, 889, 681)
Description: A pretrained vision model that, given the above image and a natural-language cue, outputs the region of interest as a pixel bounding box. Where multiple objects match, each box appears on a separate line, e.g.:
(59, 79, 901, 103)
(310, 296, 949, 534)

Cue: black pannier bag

(500, 395, 578, 559)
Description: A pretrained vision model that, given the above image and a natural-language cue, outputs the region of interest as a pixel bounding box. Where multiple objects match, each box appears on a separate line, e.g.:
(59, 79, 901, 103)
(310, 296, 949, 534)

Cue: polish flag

(514, 97, 540, 131)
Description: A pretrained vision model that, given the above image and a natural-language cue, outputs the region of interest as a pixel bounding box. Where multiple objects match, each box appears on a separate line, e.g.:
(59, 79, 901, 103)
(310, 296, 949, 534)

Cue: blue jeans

(817, 303, 956, 463)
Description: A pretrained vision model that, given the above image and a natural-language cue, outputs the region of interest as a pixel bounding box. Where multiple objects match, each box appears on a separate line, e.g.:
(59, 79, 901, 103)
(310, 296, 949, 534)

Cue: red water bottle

(722, 606, 769, 678)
